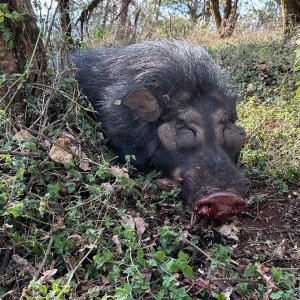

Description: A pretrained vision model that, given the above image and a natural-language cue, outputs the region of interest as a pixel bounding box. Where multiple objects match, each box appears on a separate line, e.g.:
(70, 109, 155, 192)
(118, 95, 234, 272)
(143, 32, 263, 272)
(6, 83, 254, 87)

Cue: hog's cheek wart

(175, 128, 195, 150)
(158, 123, 178, 151)
(181, 109, 202, 124)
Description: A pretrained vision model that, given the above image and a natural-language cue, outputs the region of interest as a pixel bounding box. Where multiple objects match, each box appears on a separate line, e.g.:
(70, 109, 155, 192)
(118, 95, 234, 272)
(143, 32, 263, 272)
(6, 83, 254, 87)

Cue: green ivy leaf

(38, 284, 48, 296)
(180, 265, 193, 277)
(155, 250, 166, 262)
(162, 275, 175, 289)
(269, 291, 284, 299)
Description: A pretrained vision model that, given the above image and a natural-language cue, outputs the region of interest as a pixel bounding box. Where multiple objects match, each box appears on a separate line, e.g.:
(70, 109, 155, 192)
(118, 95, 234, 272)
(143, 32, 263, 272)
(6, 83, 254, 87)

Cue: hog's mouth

(194, 192, 246, 219)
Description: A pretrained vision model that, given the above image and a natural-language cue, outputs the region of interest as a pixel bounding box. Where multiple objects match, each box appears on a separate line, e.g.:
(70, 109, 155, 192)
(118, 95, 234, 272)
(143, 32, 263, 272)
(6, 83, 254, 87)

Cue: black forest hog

(74, 40, 248, 219)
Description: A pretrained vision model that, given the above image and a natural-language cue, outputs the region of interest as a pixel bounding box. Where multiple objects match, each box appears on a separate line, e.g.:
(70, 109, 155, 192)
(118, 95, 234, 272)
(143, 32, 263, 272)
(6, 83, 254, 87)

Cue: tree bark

(187, 0, 202, 22)
(0, 0, 46, 76)
(76, 0, 103, 41)
(58, 0, 73, 45)
(210, 0, 239, 37)
(155, 0, 162, 22)
(119, 0, 131, 27)
(112, 0, 132, 45)
(280, 0, 300, 35)
(0, 0, 47, 103)
(210, 0, 222, 31)
(131, 6, 141, 43)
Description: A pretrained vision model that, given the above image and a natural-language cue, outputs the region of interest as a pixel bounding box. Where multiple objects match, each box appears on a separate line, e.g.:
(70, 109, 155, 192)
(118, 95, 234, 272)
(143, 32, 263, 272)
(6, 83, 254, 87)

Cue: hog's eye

(176, 127, 196, 151)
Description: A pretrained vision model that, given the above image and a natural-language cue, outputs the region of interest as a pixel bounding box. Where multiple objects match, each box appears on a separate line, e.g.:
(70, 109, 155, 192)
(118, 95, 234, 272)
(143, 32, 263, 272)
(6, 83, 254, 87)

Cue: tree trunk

(188, 0, 202, 22)
(0, 0, 46, 76)
(131, 7, 141, 43)
(111, 0, 132, 46)
(155, 0, 162, 22)
(76, 0, 103, 41)
(58, 0, 73, 45)
(102, 0, 110, 27)
(0, 0, 47, 104)
(210, 0, 239, 38)
(210, 0, 222, 32)
(119, 0, 130, 27)
(280, 0, 300, 35)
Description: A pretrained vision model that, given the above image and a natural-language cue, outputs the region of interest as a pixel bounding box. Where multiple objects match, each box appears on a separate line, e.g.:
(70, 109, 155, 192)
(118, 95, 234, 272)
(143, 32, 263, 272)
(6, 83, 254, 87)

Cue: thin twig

(182, 237, 212, 261)
(0, 248, 12, 276)
(0, 150, 40, 158)
(34, 236, 54, 280)
(114, 0, 133, 21)
(0, 290, 14, 299)
(212, 277, 261, 283)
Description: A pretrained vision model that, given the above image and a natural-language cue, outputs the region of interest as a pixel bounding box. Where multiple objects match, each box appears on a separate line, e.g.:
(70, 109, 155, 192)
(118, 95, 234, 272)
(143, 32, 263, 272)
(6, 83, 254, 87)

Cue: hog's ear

(123, 89, 162, 122)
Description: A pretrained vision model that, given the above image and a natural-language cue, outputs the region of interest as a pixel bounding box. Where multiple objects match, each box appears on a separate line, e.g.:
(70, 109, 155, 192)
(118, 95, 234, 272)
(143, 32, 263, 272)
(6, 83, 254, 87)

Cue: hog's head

(121, 89, 248, 219)
(74, 41, 248, 219)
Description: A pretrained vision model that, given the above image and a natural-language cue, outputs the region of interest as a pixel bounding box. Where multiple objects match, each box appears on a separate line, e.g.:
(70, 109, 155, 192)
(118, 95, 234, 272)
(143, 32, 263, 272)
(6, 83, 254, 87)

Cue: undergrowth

(0, 32, 299, 299)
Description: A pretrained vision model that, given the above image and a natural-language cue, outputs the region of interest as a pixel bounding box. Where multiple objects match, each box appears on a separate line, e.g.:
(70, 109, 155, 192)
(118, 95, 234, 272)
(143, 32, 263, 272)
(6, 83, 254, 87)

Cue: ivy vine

(0, 3, 24, 49)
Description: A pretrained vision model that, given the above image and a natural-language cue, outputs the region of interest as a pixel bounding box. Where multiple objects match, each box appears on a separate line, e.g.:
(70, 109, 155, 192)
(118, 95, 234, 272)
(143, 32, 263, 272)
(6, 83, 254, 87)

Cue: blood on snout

(194, 192, 246, 219)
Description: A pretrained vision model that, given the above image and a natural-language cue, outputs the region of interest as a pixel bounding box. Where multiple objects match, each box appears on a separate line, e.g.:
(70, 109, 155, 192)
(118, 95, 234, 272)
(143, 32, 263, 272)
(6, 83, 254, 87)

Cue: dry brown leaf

(12, 254, 37, 276)
(68, 234, 84, 242)
(67, 234, 85, 249)
(57, 136, 72, 148)
(121, 215, 135, 230)
(216, 223, 239, 241)
(62, 131, 76, 140)
(14, 129, 31, 142)
(77, 243, 96, 253)
(223, 288, 233, 300)
(39, 269, 58, 284)
(101, 182, 115, 195)
(155, 178, 176, 191)
(12, 254, 32, 267)
(49, 137, 73, 164)
(96, 132, 104, 140)
(69, 137, 91, 171)
(39, 139, 51, 151)
(108, 166, 129, 178)
(141, 269, 152, 282)
(112, 235, 122, 253)
(256, 262, 278, 290)
(134, 216, 148, 237)
(290, 246, 300, 259)
(79, 152, 90, 171)
(263, 288, 272, 300)
(79, 155, 90, 169)
(194, 278, 217, 290)
(272, 239, 286, 259)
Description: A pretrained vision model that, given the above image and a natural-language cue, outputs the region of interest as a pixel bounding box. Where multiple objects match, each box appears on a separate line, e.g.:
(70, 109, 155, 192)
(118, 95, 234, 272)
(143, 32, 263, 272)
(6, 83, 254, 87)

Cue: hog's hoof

(194, 192, 245, 219)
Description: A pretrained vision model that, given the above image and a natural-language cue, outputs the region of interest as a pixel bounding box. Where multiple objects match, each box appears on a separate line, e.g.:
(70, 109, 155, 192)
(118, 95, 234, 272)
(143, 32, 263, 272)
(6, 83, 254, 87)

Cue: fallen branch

(0, 150, 40, 158)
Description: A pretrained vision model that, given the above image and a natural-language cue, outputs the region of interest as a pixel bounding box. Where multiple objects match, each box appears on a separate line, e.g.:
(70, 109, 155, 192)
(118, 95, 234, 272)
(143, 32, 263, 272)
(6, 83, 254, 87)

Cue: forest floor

(0, 30, 299, 299)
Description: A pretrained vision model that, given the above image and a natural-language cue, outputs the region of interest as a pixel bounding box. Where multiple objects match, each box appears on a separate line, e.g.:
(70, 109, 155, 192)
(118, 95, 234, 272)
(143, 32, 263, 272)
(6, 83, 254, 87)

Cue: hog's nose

(194, 192, 246, 219)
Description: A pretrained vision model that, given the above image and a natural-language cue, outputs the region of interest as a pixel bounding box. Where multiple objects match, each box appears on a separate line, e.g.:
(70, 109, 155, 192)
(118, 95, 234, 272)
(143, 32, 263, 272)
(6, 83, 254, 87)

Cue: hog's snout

(176, 147, 248, 219)
(194, 192, 246, 219)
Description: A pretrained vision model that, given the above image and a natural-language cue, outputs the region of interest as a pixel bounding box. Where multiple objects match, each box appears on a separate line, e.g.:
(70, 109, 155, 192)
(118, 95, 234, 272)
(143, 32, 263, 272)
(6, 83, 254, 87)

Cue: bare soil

(237, 185, 300, 270)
